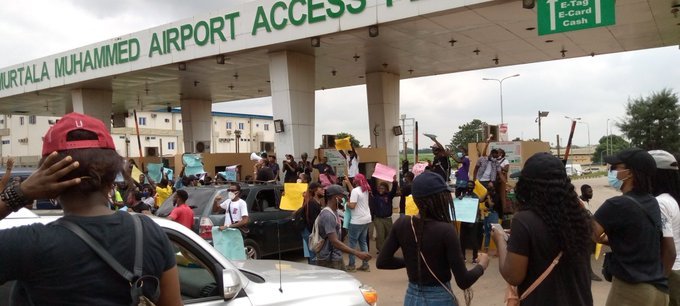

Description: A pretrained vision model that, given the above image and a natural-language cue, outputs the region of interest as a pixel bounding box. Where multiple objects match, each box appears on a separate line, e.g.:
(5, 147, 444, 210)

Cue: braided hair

(515, 175, 592, 260)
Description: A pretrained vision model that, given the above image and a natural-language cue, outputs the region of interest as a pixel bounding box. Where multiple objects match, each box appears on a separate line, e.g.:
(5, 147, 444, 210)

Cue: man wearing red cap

(0, 112, 182, 305)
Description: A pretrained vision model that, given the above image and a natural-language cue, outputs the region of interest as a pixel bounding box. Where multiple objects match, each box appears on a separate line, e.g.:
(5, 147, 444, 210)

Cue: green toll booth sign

(537, 0, 615, 35)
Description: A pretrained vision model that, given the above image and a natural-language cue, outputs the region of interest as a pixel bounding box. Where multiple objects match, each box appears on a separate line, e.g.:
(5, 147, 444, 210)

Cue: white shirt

(348, 156, 359, 178)
(219, 198, 249, 226)
(142, 197, 155, 207)
(658, 193, 680, 270)
(349, 186, 371, 225)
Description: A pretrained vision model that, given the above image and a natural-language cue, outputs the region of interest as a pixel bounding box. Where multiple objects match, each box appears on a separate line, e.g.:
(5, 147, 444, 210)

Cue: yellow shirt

(155, 186, 173, 207)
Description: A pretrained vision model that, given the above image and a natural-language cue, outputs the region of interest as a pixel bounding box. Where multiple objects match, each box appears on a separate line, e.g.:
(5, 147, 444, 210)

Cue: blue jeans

(348, 223, 369, 266)
(301, 227, 316, 264)
(483, 211, 499, 249)
(404, 282, 457, 306)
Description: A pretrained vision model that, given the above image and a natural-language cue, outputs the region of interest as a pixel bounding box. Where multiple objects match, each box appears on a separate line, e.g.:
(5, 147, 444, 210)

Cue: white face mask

(228, 192, 236, 200)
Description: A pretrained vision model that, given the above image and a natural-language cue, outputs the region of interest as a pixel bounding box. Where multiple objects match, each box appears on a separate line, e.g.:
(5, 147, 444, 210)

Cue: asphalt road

(284, 176, 619, 305)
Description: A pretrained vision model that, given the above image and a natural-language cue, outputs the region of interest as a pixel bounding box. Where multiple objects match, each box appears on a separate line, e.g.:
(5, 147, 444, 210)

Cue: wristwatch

(1, 184, 32, 212)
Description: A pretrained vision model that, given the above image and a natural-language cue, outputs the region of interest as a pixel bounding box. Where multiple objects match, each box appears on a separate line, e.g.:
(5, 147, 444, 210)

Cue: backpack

(309, 207, 333, 253)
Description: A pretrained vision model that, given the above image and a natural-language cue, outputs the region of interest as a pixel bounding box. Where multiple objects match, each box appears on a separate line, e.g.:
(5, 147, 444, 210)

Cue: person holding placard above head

(492, 152, 593, 306)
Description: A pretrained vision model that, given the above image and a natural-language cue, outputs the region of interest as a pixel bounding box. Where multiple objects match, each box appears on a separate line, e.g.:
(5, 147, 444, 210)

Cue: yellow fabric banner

(334, 137, 352, 151)
(280, 183, 308, 211)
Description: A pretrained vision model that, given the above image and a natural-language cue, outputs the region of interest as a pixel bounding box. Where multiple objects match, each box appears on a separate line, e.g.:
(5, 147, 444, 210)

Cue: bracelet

(1, 184, 32, 212)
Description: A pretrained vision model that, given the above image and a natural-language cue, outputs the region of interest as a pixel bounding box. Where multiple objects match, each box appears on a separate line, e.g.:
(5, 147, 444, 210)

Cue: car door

(163, 227, 252, 306)
(249, 187, 301, 254)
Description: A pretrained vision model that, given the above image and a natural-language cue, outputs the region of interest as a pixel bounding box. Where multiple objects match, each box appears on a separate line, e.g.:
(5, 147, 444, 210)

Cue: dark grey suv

(155, 184, 302, 259)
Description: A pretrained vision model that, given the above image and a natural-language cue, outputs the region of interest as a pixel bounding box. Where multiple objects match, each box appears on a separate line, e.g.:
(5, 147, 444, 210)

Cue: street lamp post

(401, 114, 407, 162)
(483, 74, 520, 124)
(536, 111, 549, 141)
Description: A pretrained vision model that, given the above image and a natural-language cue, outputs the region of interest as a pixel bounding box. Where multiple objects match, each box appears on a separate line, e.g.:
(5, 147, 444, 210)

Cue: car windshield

(156, 187, 250, 217)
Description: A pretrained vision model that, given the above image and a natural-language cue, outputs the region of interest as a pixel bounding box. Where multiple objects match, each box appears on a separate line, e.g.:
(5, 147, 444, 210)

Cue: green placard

(537, 0, 615, 35)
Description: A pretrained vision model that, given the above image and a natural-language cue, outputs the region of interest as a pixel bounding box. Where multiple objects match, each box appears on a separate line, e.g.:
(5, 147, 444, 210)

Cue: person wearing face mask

(593, 148, 675, 306)
(314, 185, 372, 270)
(218, 184, 250, 232)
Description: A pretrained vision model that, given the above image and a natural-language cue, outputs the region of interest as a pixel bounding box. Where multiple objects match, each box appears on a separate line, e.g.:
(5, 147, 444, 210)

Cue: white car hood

(235, 260, 368, 306)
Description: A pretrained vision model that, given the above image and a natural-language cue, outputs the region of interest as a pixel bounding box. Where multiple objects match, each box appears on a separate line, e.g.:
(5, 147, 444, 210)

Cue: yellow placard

(334, 137, 352, 151)
(131, 165, 144, 183)
(280, 183, 308, 211)
(595, 243, 603, 260)
(473, 180, 487, 199)
(405, 195, 419, 216)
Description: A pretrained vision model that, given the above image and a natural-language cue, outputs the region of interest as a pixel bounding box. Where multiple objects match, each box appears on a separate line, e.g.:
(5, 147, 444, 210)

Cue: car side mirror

(222, 269, 242, 300)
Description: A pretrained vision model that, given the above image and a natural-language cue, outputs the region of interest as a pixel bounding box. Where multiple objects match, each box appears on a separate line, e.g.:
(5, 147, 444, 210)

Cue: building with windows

(0, 110, 274, 167)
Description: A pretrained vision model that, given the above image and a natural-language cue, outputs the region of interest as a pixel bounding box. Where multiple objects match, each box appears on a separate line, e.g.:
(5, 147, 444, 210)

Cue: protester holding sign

(492, 152, 593, 306)
(369, 176, 398, 253)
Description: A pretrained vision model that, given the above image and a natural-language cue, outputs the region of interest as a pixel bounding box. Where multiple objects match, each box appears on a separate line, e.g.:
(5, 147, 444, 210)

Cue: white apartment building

(0, 110, 274, 166)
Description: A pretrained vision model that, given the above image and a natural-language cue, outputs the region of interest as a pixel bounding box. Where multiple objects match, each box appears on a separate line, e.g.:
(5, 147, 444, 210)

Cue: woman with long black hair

(492, 152, 593, 306)
(377, 171, 489, 305)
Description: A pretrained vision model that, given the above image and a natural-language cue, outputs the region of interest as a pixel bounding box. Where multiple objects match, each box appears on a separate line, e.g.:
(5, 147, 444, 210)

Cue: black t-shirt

(132, 201, 152, 213)
(304, 199, 322, 232)
(376, 216, 484, 289)
(0, 211, 176, 305)
(256, 167, 275, 181)
(507, 210, 592, 306)
(432, 155, 451, 182)
(399, 183, 412, 214)
(594, 192, 667, 291)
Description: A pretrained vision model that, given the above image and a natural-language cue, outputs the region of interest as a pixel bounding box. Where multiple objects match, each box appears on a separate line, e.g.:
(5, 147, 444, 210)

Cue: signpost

(537, 0, 615, 35)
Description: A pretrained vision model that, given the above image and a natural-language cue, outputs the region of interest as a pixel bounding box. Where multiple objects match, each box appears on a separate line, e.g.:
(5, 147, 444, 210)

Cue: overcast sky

(2, 0, 679, 148)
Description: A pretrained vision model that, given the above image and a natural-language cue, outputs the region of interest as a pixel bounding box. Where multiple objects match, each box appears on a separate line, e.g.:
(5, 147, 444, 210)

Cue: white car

(0, 209, 378, 306)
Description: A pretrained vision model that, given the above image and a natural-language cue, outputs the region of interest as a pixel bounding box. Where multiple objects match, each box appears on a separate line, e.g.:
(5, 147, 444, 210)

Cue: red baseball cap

(42, 112, 116, 156)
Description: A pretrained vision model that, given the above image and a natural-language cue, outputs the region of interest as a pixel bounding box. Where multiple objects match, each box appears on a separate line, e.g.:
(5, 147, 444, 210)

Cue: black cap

(510, 152, 566, 180)
(604, 148, 657, 176)
(412, 171, 454, 198)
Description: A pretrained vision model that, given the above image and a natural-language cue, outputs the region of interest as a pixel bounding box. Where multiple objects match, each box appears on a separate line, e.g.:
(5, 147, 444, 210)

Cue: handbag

(55, 214, 160, 306)
(505, 251, 562, 306)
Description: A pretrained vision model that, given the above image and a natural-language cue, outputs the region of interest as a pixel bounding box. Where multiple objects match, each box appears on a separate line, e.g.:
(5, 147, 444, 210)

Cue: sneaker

(346, 265, 356, 272)
(358, 264, 371, 272)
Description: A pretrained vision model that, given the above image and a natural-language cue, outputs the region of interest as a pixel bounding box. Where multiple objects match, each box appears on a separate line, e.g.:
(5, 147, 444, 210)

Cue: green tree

(618, 88, 680, 152)
(591, 135, 630, 164)
(449, 119, 488, 150)
(336, 132, 362, 148)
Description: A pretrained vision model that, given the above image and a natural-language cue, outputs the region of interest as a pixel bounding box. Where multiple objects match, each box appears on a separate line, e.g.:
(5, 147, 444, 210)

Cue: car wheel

(244, 239, 261, 259)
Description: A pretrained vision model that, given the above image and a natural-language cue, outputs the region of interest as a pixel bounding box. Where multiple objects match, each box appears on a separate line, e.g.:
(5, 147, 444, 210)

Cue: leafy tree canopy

(618, 88, 680, 152)
(591, 135, 630, 164)
(449, 119, 488, 150)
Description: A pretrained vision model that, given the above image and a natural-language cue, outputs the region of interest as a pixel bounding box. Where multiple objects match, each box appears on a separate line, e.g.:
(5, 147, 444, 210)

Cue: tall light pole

(483, 74, 520, 124)
(578, 121, 590, 147)
(401, 114, 407, 162)
(536, 111, 549, 141)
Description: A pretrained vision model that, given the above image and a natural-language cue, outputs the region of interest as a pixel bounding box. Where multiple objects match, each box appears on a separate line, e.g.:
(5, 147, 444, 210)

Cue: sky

(1, 0, 679, 149)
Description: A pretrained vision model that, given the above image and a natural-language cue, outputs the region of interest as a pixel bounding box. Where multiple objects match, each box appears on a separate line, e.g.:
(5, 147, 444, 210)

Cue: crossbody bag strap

(623, 195, 660, 232)
(227, 200, 235, 225)
(55, 218, 135, 282)
(130, 213, 144, 278)
(519, 251, 563, 300)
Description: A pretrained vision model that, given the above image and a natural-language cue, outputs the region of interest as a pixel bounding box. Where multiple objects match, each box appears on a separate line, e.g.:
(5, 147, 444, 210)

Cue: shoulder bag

(505, 251, 563, 306)
(56, 214, 160, 306)
(309, 207, 334, 253)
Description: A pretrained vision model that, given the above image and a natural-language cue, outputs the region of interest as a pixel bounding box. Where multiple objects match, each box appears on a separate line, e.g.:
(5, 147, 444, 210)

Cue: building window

(164, 118, 170, 123)
(19, 117, 24, 125)
(226, 122, 232, 129)
(138, 117, 146, 126)
(29, 115, 37, 124)
(1, 140, 9, 145)
(168, 142, 175, 150)
(264, 124, 269, 131)
(238, 123, 244, 130)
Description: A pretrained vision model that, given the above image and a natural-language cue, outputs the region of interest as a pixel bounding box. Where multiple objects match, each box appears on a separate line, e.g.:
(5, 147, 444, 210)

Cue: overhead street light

(482, 74, 520, 124)
(535, 111, 549, 141)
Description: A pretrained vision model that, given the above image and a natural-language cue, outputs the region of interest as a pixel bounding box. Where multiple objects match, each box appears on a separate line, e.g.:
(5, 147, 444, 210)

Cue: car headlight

(360, 284, 377, 306)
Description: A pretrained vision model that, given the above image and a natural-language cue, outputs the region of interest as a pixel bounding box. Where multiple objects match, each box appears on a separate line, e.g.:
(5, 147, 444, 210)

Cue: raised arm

(0, 157, 14, 191)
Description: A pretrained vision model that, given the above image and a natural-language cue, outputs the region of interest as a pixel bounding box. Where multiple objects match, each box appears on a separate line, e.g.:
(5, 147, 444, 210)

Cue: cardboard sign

(373, 163, 396, 182)
(146, 163, 163, 182)
(183, 154, 205, 176)
(453, 197, 479, 223)
(131, 165, 144, 183)
(280, 183, 308, 211)
(218, 165, 239, 182)
(405, 195, 418, 216)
